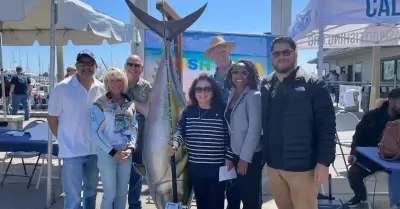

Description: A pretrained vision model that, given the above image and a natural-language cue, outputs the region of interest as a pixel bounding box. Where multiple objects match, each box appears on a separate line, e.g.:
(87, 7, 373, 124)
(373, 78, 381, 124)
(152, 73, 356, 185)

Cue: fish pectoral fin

(134, 101, 148, 119)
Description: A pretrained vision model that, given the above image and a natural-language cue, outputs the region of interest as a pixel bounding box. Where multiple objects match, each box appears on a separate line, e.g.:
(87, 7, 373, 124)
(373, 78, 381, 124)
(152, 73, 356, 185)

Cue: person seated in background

(346, 88, 400, 207)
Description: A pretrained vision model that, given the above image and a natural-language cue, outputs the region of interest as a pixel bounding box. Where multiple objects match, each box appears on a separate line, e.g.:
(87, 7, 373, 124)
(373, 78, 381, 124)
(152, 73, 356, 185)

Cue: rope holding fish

(160, 0, 172, 132)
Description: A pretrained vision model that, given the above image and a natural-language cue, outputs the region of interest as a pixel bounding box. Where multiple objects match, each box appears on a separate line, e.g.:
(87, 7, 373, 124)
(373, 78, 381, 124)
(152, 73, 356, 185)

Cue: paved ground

(0, 117, 395, 209)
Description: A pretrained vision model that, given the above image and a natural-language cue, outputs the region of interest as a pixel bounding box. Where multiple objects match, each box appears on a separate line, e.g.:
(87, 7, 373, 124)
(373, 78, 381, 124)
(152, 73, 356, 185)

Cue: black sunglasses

(194, 86, 212, 93)
(77, 61, 95, 67)
(271, 49, 294, 58)
(231, 70, 249, 76)
(126, 63, 142, 68)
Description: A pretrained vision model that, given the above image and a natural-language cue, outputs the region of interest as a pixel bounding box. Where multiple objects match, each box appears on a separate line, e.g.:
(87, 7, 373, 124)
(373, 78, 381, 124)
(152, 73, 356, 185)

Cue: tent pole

(317, 25, 324, 77)
(0, 32, 7, 119)
(46, 0, 56, 208)
(369, 46, 381, 110)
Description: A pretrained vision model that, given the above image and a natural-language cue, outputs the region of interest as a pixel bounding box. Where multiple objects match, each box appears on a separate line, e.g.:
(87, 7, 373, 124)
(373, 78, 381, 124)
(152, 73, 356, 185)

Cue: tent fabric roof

(0, 0, 135, 46)
(288, 0, 400, 50)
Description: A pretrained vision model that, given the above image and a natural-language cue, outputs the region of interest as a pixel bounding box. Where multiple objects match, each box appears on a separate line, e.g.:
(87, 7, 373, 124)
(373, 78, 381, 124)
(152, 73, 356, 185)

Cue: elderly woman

(91, 68, 138, 209)
(168, 73, 234, 209)
(224, 60, 263, 209)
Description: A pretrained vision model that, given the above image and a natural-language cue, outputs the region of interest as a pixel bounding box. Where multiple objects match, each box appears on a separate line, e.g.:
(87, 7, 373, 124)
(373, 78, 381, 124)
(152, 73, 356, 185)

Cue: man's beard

(273, 63, 295, 74)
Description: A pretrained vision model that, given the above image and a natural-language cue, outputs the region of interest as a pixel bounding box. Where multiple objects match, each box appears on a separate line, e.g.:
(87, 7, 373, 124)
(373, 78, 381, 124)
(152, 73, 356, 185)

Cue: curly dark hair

(188, 73, 222, 107)
(224, 60, 261, 90)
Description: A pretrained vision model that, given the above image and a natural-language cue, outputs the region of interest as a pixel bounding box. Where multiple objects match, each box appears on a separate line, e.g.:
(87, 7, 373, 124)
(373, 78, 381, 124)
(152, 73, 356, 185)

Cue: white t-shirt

(48, 75, 105, 158)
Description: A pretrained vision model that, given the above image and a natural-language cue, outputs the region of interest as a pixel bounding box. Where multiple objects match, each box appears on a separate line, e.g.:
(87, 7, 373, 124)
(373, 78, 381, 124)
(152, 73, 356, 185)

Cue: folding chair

(35, 154, 62, 190)
(333, 110, 361, 176)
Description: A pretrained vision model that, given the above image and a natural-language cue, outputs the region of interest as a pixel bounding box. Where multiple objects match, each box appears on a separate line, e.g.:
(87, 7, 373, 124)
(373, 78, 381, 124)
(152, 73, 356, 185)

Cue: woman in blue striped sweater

(168, 73, 234, 209)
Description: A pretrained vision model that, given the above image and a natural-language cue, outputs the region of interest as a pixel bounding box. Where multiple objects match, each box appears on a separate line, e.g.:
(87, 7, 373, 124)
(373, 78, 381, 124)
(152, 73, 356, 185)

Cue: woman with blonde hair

(91, 67, 138, 209)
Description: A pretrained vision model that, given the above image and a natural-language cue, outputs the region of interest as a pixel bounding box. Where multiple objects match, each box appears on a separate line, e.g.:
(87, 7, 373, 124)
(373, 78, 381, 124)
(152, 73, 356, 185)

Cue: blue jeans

(62, 155, 99, 209)
(128, 152, 142, 209)
(11, 94, 30, 119)
(98, 145, 132, 209)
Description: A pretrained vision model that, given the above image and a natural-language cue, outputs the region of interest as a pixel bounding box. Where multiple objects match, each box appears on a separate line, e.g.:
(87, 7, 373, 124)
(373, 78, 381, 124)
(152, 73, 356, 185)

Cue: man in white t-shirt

(47, 50, 105, 209)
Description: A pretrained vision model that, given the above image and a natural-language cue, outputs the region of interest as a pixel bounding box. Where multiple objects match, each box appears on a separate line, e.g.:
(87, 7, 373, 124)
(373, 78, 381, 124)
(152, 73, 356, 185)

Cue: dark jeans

(226, 151, 263, 209)
(348, 156, 385, 200)
(191, 177, 225, 209)
(128, 152, 143, 209)
(11, 94, 30, 119)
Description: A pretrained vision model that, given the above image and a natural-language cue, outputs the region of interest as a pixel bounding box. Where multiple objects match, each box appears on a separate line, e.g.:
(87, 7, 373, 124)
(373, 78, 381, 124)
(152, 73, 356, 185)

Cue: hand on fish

(113, 149, 133, 162)
(168, 146, 177, 157)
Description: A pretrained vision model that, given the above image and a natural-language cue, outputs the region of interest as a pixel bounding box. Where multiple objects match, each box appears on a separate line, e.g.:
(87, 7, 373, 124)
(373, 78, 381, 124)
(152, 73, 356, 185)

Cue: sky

(1, 0, 317, 74)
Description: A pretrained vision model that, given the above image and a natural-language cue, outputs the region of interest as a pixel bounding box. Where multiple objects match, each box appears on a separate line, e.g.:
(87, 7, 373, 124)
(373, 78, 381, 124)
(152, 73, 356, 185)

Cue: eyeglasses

(231, 70, 249, 76)
(77, 61, 95, 67)
(126, 63, 142, 68)
(271, 49, 294, 58)
(194, 86, 212, 93)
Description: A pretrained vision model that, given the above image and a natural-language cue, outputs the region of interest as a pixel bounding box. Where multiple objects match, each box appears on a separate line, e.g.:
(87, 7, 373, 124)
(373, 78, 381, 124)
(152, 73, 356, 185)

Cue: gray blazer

(224, 87, 262, 163)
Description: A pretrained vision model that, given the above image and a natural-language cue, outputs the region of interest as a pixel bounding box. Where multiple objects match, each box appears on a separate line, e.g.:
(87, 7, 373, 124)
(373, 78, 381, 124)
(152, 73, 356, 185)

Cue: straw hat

(204, 36, 236, 58)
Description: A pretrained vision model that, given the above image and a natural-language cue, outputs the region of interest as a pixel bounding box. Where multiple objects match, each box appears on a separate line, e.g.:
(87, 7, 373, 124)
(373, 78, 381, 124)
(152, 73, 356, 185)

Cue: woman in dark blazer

(224, 60, 263, 209)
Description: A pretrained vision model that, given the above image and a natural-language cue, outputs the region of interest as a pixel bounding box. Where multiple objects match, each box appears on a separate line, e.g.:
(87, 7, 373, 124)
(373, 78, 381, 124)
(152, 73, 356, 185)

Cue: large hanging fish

(125, 1, 207, 208)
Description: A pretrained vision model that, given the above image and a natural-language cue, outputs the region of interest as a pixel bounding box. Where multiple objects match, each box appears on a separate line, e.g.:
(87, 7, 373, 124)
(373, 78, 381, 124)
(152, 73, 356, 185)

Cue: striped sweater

(171, 104, 234, 165)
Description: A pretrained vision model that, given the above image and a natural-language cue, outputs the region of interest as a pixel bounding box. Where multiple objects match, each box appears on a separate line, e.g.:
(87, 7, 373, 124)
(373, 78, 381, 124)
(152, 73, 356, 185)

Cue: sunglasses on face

(194, 86, 212, 93)
(77, 61, 95, 67)
(231, 70, 249, 76)
(271, 49, 294, 58)
(126, 63, 142, 68)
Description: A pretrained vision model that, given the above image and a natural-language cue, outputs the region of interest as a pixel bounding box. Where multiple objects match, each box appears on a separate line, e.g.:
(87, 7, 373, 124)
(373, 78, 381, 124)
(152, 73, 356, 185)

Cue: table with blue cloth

(356, 147, 400, 207)
(0, 129, 58, 155)
(0, 129, 58, 188)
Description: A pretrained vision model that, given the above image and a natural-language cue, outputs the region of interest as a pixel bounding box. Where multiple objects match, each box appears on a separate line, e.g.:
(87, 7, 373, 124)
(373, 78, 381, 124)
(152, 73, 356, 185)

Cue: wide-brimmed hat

(203, 36, 236, 58)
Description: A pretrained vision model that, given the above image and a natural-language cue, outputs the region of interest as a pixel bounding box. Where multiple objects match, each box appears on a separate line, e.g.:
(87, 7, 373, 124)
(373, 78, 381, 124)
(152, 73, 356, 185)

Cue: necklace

(198, 108, 210, 120)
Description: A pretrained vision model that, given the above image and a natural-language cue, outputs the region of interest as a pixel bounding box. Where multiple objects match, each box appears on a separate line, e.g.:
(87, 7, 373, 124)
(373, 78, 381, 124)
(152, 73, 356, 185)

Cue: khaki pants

(267, 167, 318, 209)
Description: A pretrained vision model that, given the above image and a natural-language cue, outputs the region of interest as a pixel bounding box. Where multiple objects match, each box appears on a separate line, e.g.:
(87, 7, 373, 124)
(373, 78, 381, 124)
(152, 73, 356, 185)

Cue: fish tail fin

(126, 0, 207, 40)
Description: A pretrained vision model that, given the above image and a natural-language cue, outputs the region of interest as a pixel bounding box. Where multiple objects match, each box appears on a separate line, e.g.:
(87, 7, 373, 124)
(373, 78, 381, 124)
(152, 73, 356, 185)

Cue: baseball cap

(76, 50, 96, 62)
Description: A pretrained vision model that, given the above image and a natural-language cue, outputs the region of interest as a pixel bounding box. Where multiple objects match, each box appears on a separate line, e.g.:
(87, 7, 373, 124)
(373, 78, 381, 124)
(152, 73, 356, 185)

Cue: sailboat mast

(26, 53, 29, 72)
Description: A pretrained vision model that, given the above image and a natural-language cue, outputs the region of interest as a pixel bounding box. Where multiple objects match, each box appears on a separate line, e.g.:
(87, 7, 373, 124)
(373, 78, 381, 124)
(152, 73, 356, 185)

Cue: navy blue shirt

(172, 103, 234, 179)
(212, 73, 230, 103)
(10, 73, 31, 95)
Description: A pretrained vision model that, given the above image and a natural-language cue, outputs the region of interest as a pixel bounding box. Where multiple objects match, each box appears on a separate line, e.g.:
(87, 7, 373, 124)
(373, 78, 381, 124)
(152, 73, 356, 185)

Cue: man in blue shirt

(9, 66, 32, 120)
(204, 36, 236, 103)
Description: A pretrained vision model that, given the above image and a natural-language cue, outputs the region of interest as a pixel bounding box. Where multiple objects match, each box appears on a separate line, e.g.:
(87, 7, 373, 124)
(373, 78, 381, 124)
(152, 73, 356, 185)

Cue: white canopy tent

(288, 0, 400, 110)
(0, 0, 136, 207)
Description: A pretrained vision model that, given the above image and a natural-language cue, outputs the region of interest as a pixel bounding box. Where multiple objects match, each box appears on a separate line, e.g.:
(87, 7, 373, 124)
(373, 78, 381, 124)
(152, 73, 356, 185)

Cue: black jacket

(261, 68, 336, 172)
(350, 101, 398, 156)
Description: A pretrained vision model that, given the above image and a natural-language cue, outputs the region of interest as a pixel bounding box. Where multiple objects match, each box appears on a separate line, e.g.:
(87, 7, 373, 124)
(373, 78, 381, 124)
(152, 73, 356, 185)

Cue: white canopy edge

(0, 0, 136, 46)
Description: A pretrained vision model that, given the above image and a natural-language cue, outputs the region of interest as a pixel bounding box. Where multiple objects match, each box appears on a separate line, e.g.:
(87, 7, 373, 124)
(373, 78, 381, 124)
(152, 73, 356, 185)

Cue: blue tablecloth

(356, 147, 400, 207)
(0, 129, 58, 156)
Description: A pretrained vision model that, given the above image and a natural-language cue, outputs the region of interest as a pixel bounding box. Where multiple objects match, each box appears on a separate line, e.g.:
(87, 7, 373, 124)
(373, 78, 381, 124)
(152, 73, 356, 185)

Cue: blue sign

(288, 9, 313, 39)
(366, 0, 400, 17)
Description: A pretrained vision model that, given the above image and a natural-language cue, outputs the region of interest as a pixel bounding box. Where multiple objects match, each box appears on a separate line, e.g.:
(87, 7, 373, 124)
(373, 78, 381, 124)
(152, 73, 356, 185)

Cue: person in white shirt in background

(47, 50, 106, 209)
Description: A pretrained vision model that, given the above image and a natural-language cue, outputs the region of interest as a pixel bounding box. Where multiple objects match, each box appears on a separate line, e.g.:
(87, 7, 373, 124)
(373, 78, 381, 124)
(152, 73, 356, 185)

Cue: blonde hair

(103, 67, 129, 93)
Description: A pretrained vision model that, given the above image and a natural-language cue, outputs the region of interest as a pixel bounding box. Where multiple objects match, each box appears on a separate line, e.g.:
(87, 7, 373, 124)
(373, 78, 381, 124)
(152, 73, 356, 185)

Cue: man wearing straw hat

(204, 36, 236, 103)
